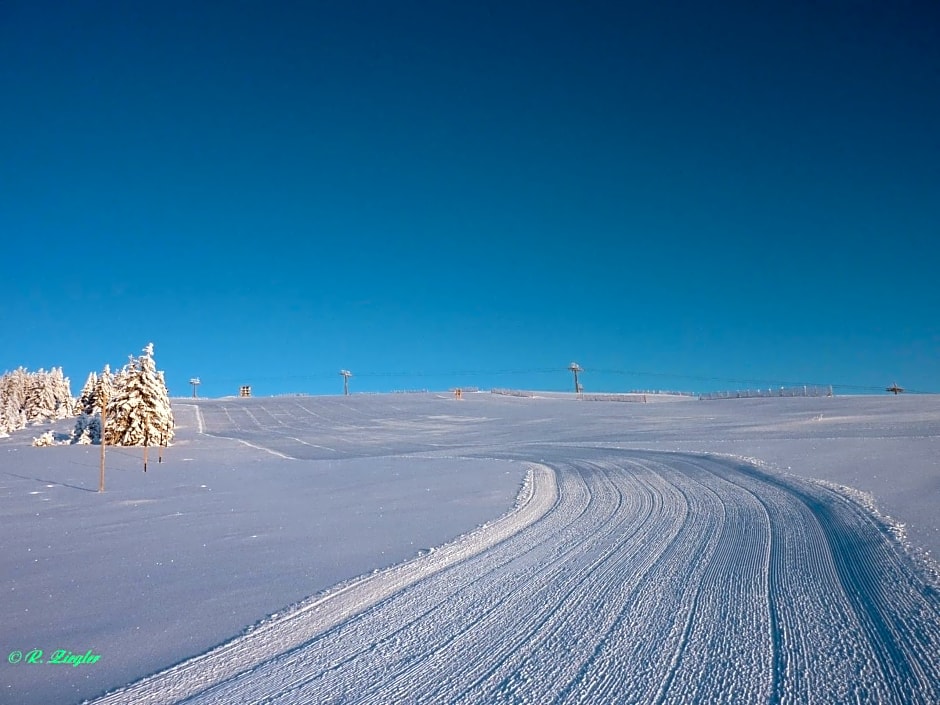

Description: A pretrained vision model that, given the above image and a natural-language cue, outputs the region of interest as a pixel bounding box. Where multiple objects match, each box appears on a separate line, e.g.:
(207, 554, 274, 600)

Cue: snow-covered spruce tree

(103, 344, 174, 457)
(23, 367, 73, 423)
(2, 368, 29, 408)
(0, 368, 29, 434)
(1, 366, 74, 435)
(76, 371, 98, 415)
(71, 366, 114, 444)
(26, 369, 54, 423)
(103, 357, 141, 446)
(72, 371, 100, 444)
(0, 371, 15, 435)
(72, 411, 100, 445)
(48, 367, 74, 418)
(1, 371, 27, 435)
(0, 404, 8, 437)
(97, 364, 114, 408)
(1, 392, 26, 436)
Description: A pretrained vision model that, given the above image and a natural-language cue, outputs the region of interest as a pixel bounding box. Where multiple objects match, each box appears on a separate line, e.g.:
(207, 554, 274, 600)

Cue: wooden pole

(98, 399, 107, 493)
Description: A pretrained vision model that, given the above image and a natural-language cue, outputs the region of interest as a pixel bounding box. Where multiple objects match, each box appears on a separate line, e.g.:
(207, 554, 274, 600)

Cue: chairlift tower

(568, 362, 583, 396)
(189, 377, 201, 398)
(340, 369, 352, 395)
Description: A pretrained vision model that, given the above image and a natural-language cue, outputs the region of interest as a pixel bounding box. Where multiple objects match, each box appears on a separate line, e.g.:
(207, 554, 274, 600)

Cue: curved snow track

(90, 451, 940, 704)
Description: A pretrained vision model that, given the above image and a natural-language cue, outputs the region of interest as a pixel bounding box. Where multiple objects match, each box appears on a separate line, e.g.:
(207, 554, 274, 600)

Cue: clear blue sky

(2, 1, 938, 396)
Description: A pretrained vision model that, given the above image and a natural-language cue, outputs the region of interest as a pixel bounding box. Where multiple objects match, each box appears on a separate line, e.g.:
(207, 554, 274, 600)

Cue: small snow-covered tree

(32, 430, 55, 447)
(72, 413, 101, 445)
(71, 366, 114, 444)
(104, 344, 175, 456)
(72, 378, 99, 442)
(76, 371, 98, 415)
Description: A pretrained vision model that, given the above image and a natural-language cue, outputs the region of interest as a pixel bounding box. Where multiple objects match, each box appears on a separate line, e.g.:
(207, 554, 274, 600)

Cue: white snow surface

(2, 392, 939, 704)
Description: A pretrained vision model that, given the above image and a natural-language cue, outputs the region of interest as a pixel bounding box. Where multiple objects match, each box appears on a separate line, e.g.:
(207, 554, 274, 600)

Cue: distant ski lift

(886, 382, 904, 395)
(568, 362, 583, 395)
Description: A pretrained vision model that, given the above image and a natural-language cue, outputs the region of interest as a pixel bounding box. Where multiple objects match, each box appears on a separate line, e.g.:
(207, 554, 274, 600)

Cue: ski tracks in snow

(87, 452, 940, 704)
(86, 464, 556, 705)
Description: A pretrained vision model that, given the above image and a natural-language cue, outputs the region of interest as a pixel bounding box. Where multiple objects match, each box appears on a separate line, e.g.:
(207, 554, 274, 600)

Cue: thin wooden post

(98, 398, 107, 493)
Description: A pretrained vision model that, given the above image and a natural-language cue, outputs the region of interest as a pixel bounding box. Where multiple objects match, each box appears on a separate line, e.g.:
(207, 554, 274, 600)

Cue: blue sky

(2, 1, 938, 397)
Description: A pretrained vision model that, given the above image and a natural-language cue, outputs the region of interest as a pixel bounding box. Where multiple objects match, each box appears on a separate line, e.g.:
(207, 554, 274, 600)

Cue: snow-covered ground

(2, 392, 939, 703)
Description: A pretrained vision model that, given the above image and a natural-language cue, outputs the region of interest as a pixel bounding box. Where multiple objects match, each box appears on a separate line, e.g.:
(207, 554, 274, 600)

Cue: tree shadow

(2, 471, 98, 493)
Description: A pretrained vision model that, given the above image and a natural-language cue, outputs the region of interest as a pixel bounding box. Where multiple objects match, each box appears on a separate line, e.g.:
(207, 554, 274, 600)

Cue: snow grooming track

(86, 452, 940, 705)
(175, 403, 205, 434)
(84, 464, 557, 705)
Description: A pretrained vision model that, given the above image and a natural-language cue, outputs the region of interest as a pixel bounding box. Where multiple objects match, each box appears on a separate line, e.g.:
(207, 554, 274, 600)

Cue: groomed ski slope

(88, 396, 940, 704)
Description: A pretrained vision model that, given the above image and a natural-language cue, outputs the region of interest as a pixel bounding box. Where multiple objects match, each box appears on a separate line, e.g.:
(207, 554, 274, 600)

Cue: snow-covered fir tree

(72, 412, 100, 445)
(4, 370, 29, 435)
(24, 367, 73, 422)
(71, 366, 114, 444)
(0, 368, 29, 435)
(97, 364, 114, 408)
(103, 344, 174, 447)
(50, 367, 74, 417)
(27, 370, 54, 422)
(0, 367, 74, 436)
(76, 371, 98, 415)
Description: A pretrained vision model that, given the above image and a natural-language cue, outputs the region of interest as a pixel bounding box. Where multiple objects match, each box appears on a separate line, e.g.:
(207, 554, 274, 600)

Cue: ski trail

(191, 403, 298, 459)
(174, 404, 206, 433)
(86, 452, 940, 705)
(86, 464, 556, 705)
(226, 437, 295, 460)
(286, 436, 338, 452)
(199, 402, 346, 457)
